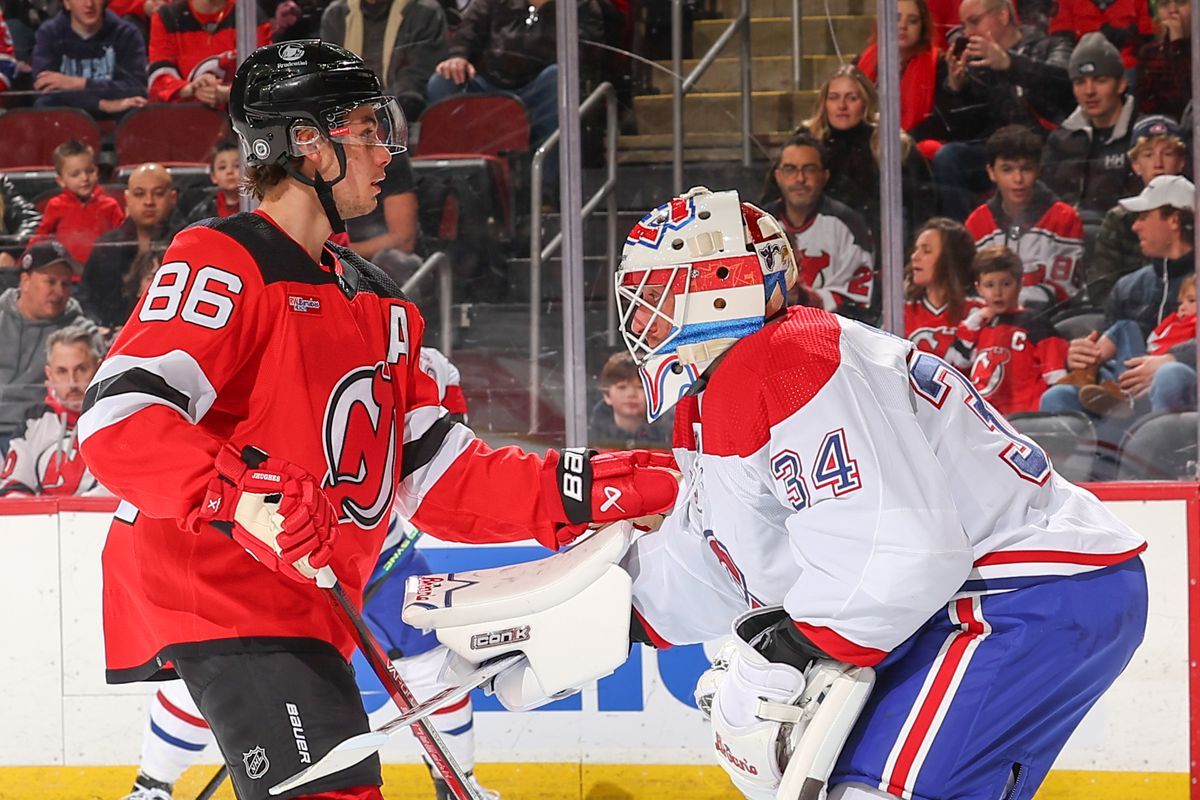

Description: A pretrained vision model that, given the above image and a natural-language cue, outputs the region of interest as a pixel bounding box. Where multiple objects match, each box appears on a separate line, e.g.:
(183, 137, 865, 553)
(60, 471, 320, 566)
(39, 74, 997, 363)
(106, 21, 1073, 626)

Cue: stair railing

(528, 81, 619, 433)
(672, 0, 751, 193)
(400, 251, 454, 357)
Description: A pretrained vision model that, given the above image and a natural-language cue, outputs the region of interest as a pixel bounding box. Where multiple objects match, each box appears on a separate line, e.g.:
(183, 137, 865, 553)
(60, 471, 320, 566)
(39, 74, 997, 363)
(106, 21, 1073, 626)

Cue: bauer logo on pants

(243, 745, 269, 779)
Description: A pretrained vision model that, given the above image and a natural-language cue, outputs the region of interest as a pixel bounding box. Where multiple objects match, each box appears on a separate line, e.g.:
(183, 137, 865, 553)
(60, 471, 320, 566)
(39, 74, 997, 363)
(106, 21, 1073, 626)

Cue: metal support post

(876, 0, 904, 337)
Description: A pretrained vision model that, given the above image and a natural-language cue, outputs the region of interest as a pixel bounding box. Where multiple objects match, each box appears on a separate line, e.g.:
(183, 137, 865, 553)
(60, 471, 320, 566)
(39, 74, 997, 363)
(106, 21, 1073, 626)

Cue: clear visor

(615, 264, 692, 364)
(293, 98, 409, 155)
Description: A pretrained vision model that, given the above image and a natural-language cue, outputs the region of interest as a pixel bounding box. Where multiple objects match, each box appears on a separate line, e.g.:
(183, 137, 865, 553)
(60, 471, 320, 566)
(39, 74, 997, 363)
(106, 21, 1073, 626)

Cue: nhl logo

(279, 43, 305, 62)
(252, 138, 271, 160)
(242, 745, 269, 780)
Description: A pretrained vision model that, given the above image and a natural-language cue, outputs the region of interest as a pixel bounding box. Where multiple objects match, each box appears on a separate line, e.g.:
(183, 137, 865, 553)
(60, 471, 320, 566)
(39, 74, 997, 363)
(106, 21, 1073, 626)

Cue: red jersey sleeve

(1035, 334, 1069, 384)
(36, 195, 66, 236)
(78, 226, 270, 522)
(147, 10, 186, 102)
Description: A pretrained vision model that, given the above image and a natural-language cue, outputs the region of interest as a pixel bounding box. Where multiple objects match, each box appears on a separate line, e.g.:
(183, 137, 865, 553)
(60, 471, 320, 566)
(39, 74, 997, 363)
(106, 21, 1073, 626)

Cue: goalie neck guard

(229, 40, 408, 234)
(616, 187, 798, 422)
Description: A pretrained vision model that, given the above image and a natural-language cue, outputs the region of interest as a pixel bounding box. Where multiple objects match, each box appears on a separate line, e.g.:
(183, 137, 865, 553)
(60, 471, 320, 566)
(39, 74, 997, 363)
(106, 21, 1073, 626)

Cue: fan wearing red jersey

(146, 0, 270, 105)
(611, 187, 1144, 800)
(903, 217, 980, 369)
(78, 41, 677, 800)
(956, 246, 1069, 415)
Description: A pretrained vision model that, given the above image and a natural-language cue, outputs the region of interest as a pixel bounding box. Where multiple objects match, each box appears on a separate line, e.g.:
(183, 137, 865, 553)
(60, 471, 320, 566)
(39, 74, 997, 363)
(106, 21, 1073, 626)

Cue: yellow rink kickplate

(0, 765, 1188, 799)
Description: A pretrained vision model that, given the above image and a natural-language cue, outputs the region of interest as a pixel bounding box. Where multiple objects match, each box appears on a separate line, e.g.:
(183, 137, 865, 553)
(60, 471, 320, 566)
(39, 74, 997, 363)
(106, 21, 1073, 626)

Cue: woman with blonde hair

(790, 64, 936, 246)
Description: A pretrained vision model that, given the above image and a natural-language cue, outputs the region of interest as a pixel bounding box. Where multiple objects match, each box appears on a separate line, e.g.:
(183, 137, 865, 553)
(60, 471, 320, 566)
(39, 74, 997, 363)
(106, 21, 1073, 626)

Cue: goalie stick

(270, 651, 525, 795)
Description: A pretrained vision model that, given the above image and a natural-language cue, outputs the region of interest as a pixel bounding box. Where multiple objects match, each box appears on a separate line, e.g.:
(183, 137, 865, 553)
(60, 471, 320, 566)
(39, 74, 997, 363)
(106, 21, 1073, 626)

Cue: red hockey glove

(188, 444, 340, 584)
(541, 448, 680, 549)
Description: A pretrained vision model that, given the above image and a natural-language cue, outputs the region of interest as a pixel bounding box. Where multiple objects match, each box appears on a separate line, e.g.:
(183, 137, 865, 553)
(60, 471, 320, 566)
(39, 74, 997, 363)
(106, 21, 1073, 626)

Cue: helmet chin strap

(283, 142, 349, 235)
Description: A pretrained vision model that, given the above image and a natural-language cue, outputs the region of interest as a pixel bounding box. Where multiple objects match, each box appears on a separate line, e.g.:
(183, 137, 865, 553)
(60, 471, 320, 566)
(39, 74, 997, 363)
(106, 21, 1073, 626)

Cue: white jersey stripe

(395, 422, 476, 519)
(880, 597, 991, 799)
(78, 351, 217, 446)
(404, 405, 446, 445)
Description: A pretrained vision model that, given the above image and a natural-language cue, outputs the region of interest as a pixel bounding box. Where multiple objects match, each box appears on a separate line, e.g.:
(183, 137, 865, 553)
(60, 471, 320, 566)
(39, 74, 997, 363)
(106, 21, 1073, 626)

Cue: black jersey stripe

(83, 367, 191, 417)
(399, 413, 457, 481)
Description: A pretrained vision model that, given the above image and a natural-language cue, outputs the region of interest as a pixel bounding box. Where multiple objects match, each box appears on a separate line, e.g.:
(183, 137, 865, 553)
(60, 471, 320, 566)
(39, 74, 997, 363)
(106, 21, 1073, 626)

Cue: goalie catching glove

(543, 448, 679, 549)
(187, 443, 339, 584)
(697, 607, 875, 800)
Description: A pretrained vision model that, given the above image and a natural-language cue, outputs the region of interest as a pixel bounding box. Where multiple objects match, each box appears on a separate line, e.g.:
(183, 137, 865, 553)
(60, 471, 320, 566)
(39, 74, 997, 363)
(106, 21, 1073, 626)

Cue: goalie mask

(229, 40, 408, 233)
(616, 187, 798, 422)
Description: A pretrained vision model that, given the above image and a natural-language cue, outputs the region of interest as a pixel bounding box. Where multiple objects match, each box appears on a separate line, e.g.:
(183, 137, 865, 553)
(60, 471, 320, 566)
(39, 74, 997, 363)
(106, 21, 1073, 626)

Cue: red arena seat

(114, 104, 229, 168)
(0, 108, 102, 170)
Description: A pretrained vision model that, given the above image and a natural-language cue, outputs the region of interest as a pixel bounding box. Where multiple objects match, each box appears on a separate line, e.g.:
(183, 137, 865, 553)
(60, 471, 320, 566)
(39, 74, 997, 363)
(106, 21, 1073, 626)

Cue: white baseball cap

(1119, 175, 1196, 213)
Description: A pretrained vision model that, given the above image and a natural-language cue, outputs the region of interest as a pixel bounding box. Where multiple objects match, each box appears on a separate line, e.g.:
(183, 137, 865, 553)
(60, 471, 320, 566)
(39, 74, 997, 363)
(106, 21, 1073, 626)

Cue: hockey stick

(193, 765, 227, 800)
(362, 527, 424, 605)
(216, 447, 481, 800)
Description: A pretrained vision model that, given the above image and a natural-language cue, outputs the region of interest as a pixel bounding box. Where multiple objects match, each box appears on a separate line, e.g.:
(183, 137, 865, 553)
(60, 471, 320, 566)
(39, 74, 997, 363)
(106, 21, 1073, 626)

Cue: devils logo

(322, 362, 398, 529)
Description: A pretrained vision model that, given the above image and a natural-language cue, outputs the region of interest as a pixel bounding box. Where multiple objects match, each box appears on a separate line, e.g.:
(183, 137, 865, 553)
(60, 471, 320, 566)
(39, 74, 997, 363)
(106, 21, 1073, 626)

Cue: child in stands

(956, 246, 1069, 415)
(185, 139, 241, 222)
(36, 140, 124, 264)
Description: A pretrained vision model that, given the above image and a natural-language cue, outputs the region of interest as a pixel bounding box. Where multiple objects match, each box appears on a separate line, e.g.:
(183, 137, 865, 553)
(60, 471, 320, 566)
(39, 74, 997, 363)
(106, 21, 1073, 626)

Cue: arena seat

(1007, 410, 1098, 483)
(1117, 411, 1199, 481)
(0, 108, 102, 170)
(413, 93, 530, 236)
(1050, 307, 1106, 341)
(114, 104, 228, 168)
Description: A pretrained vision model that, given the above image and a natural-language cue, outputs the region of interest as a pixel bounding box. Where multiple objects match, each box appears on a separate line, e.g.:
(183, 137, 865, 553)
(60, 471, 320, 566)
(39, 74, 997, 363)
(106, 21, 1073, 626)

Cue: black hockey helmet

(229, 40, 407, 232)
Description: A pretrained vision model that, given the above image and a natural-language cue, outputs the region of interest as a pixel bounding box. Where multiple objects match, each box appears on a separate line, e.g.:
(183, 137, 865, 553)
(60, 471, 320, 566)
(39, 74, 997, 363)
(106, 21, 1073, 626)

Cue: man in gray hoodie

(0, 239, 97, 452)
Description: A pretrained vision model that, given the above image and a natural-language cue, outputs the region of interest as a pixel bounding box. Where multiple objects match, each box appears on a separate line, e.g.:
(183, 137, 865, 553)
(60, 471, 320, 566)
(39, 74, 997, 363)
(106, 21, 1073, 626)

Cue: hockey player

(79, 40, 678, 800)
(614, 187, 1147, 800)
(119, 348, 498, 800)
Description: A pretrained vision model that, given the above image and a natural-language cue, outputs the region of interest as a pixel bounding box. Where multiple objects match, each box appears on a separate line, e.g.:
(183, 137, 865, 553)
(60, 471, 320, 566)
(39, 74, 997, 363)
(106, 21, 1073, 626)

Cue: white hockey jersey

(623, 306, 1145, 666)
(0, 395, 109, 497)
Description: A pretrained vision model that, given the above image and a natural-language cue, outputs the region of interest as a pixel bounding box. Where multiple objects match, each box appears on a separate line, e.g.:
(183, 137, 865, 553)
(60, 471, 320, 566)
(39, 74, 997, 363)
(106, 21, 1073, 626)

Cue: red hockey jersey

(78, 211, 570, 682)
(147, 0, 268, 103)
(1147, 311, 1196, 355)
(965, 186, 1084, 306)
(956, 308, 1068, 415)
(904, 296, 983, 369)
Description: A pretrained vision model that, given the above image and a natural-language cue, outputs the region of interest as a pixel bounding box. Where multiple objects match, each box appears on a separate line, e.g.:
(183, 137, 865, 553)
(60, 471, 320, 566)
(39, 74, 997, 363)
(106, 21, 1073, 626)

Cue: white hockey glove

(703, 607, 876, 800)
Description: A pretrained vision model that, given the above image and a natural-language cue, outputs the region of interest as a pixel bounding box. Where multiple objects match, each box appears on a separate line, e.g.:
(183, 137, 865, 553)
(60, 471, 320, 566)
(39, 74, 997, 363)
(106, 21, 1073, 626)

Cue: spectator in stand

(855, 0, 944, 136)
(0, 175, 42, 271)
(1134, 0, 1191, 120)
(0, 240, 96, 453)
(762, 132, 877, 323)
(0, 9, 16, 93)
(1042, 175, 1196, 418)
(35, 140, 125, 265)
(956, 245, 1069, 415)
(106, 0, 168, 41)
(929, 0, 1075, 220)
(792, 65, 935, 248)
(904, 216, 981, 367)
(320, 0, 447, 121)
(185, 138, 240, 222)
(588, 351, 671, 450)
(1041, 33, 1140, 219)
(1048, 0, 1153, 75)
(1066, 273, 1196, 416)
(345, 152, 421, 287)
(81, 163, 183, 329)
(119, 245, 161, 321)
(2, 0, 56, 64)
(31, 0, 148, 118)
(0, 323, 108, 495)
(146, 0, 273, 107)
(1089, 113, 1188, 305)
(965, 125, 1084, 310)
(427, 0, 605, 150)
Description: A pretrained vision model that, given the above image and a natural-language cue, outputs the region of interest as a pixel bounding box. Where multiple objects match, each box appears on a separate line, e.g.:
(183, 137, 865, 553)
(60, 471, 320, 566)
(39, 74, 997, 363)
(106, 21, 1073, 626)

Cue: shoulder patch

(700, 307, 842, 457)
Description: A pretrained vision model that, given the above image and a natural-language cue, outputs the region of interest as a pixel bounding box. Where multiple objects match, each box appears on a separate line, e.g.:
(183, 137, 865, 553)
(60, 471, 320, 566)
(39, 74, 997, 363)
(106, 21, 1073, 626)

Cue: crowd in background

(0, 0, 1196, 492)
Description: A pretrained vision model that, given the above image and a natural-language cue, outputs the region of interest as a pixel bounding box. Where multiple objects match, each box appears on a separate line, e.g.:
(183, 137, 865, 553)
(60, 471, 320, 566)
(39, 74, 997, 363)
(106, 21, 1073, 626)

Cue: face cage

(615, 263, 693, 365)
(289, 97, 409, 157)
